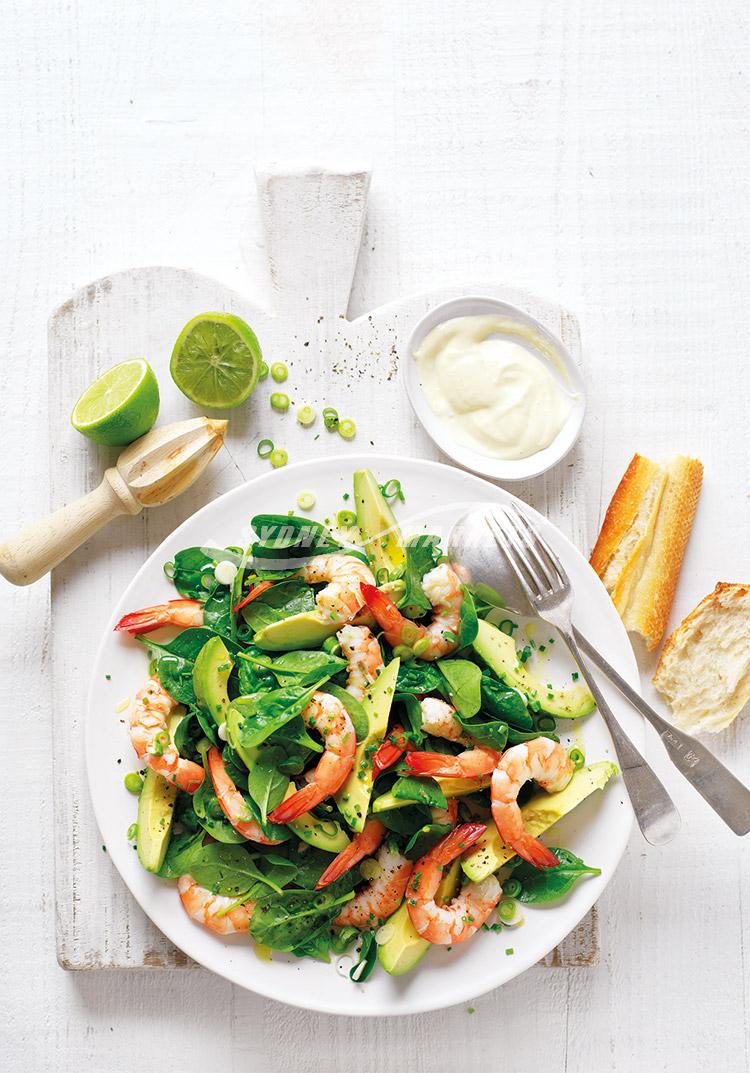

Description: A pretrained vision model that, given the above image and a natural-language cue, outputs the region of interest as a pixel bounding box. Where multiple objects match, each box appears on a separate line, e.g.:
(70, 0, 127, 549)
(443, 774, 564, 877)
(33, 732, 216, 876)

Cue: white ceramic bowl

(403, 295, 586, 482)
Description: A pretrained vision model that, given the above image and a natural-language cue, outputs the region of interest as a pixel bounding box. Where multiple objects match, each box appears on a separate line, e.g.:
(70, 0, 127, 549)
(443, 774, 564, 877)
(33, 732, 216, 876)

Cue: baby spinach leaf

(241, 580, 316, 632)
(242, 649, 347, 687)
(378, 803, 432, 838)
(268, 716, 324, 756)
(481, 674, 534, 730)
(453, 711, 508, 752)
(157, 829, 205, 879)
(323, 683, 369, 741)
(394, 693, 425, 744)
(438, 658, 482, 718)
(507, 726, 559, 746)
(237, 647, 276, 693)
(292, 848, 349, 891)
(249, 885, 354, 952)
(404, 822, 452, 860)
(396, 661, 445, 697)
(470, 582, 507, 619)
(457, 586, 479, 648)
(348, 930, 378, 981)
(233, 679, 325, 749)
(512, 847, 601, 905)
(391, 774, 447, 809)
(251, 514, 341, 557)
(188, 843, 283, 898)
(139, 627, 216, 704)
(246, 746, 290, 822)
(167, 547, 243, 598)
(397, 535, 441, 614)
(203, 588, 233, 639)
(192, 779, 247, 844)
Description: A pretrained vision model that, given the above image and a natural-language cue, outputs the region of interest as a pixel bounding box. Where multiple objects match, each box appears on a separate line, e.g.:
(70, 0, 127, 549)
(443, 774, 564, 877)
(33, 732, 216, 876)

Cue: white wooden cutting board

(49, 166, 595, 971)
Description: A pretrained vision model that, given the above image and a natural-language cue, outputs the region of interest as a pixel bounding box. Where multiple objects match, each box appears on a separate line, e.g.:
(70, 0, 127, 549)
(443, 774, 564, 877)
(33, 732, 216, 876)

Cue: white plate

(403, 296, 586, 481)
(86, 454, 641, 1016)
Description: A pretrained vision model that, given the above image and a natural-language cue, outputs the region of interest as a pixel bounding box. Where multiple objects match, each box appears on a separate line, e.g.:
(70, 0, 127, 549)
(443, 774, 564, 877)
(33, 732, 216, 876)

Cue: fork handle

(558, 628, 681, 845)
(572, 627, 750, 835)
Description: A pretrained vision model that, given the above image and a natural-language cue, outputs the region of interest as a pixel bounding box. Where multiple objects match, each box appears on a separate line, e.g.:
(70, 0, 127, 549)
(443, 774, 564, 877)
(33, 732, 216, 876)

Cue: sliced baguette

(653, 583, 750, 732)
(590, 453, 703, 649)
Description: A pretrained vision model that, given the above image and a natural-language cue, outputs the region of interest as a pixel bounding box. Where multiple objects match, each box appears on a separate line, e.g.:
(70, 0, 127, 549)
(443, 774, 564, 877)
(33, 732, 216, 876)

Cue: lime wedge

(170, 313, 262, 409)
(71, 358, 160, 446)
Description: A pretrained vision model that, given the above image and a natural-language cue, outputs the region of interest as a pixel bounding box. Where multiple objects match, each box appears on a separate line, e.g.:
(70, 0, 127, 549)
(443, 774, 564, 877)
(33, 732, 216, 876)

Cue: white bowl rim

(402, 294, 586, 482)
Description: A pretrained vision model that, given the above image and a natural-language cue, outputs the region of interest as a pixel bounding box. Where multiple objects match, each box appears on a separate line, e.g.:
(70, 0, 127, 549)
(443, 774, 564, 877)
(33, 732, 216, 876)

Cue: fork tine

(505, 503, 571, 591)
(487, 508, 554, 603)
(484, 510, 539, 606)
(501, 505, 561, 593)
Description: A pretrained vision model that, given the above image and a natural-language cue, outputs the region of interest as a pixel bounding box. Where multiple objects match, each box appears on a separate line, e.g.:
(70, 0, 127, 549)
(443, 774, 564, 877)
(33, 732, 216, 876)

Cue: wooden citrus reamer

(0, 416, 226, 586)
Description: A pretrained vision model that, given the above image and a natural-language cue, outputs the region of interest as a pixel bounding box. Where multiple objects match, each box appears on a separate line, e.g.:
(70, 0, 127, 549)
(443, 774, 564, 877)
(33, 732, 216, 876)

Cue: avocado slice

(378, 859, 460, 976)
(472, 618, 596, 719)
(461, 761, 618, 882)
(334, 658, 400, 831)
(193, 636, 234, 725)
(253, 611, 341, 652)
(353, 468, 405, 575)
(136, 767, 178, 873)
(372, 775, 491, 813)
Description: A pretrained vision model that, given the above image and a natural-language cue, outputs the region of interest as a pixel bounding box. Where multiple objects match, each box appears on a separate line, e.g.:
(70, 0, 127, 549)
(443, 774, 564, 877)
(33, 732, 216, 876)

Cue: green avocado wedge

(472, 618, 596, 719)
(372, 775, 491, 813)
(136, 767, 179, 873)
(335, 658, 400, 831)
(353, 468, 405, 575)
(252, 611, 341, 652)
(193, 636, 234, 725)
(378, 859, 460, 976)
(461, 761, 619, 883)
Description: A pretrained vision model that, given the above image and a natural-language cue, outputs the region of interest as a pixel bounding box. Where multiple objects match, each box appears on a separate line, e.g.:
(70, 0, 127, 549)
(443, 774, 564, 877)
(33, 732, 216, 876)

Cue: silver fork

(486, 503, 681, 846)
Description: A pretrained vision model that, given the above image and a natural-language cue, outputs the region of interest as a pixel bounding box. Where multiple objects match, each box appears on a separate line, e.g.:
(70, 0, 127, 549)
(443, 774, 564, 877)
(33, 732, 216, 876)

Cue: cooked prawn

(406, 824, 501, 945)
(177, 874, 254, 935)
(491, 737, 574, 869)
(302, 553, 375, 624)
(405, 697, 500, 778)
(361, 561, 464, 660)
(334, 842, 413, 929)
(337, 624, 383, 701)
(207, 746, 282, 844)
(315, 818, 386, 890)
(115, 598, 203, 635)
(128, 678, 204, 793)
(267, 692, 356, 824)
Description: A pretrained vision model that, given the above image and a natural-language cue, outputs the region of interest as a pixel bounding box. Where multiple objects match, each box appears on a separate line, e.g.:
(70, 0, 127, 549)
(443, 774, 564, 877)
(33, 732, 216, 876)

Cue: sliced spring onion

(569, 747, 585, 769)
(392, 644, 414, 661)
(536, 714, 557, 732)
(126, 822, 138, 841)
(296, 490, 316, 511)
(336, 509, 357, 528)
(297, 404, 316, 427)
(271, 362, 288, 382)
(412, 636, 430, 657)
(258, 361, 269, 380)
(270, 448, 288, 468)
(379, 478, 405, 503)
(270, 392, 289, 412)
(338, 418, 356, 440)
(497, 898, 517, 923)
(322, 406, 339, 430)
(257, 438, 274, 459)
(502, 877, 522, 898)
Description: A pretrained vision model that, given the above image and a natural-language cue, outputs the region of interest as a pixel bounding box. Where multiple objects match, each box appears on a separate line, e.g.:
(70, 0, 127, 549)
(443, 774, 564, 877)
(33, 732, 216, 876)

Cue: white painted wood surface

(2, 2, 750, 1070)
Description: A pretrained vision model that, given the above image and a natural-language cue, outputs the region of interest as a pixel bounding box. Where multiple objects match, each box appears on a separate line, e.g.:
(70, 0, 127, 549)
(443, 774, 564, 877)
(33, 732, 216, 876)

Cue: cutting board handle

(256, 164, 371, 319)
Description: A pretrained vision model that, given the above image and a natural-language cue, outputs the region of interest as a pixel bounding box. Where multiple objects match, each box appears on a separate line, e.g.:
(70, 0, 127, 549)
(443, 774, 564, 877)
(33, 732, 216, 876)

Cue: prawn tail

(372, 726, 410, 777)
(405, 751, 460, 778)
(315, 820, 386, 889)
(268, 782, 324, 825)
(429, 823, 487, 867)
(360, 583, 404, 637)
(512, 833, 560, 870)
(174, 760, 205, 794)
(114, 599, 201, 634)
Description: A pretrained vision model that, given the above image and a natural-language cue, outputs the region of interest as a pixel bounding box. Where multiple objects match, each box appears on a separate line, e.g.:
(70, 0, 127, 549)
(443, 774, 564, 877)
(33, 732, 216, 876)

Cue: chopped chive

(322, 406, 339, 431)
(269, 448, 288, 468)
(270, 392, 289, 412)
(338, 418, 356, 440)
(297, 404, 315, 426)
(271, 362, 288, 382)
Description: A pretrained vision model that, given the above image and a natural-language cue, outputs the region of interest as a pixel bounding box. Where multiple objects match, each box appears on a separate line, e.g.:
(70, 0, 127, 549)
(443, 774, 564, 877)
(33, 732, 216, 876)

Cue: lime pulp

(170, 313, 262, 409)
(71, 358, 160, 446)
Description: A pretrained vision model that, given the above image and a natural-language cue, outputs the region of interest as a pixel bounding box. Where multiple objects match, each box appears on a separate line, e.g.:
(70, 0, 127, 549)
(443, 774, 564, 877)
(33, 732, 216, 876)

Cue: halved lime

(71, 358, 160, 446)
(170, 313, 262, 409)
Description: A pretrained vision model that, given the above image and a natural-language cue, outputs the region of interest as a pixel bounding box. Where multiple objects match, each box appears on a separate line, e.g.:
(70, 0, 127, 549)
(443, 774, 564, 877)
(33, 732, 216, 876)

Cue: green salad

(116, 468, 617, 980)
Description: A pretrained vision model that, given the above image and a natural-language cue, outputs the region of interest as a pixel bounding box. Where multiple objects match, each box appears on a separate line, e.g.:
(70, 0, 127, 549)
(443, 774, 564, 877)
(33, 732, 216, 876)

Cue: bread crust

(590, 454, 703, 650)
(589, 454, 661, 578)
